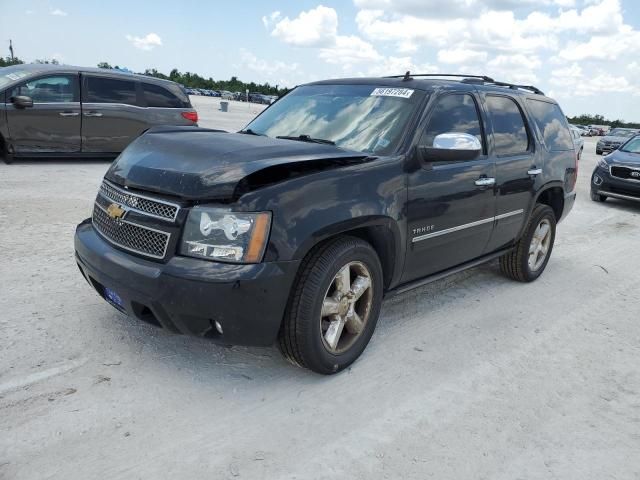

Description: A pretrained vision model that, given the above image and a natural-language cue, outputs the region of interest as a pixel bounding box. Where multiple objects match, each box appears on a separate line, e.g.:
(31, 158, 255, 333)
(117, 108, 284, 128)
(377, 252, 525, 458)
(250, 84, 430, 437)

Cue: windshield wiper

(276, 134, 336, 145)
(238, 128, 265, 136)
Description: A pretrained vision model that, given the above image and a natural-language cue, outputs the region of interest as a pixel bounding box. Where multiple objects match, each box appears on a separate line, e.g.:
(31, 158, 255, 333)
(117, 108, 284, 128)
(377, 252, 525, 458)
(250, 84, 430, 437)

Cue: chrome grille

(99, 180, 179, 221)
(92, 204, 170, 259)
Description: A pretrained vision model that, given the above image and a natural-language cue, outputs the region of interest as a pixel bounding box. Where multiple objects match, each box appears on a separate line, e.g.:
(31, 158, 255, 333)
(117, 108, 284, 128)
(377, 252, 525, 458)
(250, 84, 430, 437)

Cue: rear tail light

(181, 111, 198, 123)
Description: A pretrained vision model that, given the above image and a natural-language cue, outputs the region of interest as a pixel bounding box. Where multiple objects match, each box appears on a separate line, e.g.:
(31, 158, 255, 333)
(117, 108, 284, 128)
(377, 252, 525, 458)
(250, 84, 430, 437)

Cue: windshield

(0, 67, 31, 90)
(244, 84, 425, 155)
(620, 137, 640, 156)
(609, 129, 637, 137)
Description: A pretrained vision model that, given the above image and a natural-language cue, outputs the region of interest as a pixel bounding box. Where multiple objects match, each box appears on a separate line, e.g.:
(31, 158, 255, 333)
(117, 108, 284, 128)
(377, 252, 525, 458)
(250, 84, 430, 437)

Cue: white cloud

(50, 8, 68, 16)
(365, 56, 438, 77)
(125, 33, 163, 51)
(556, 25, 640, 61)
(550, 63, 639, 97)
(240, 49, 299, 75)
(271, 5, 338, 47)
(353, 0, 579, 19)
(262, 11, 281, 29)
(437, 48, 487, 64)
(319, 35, 382, 65)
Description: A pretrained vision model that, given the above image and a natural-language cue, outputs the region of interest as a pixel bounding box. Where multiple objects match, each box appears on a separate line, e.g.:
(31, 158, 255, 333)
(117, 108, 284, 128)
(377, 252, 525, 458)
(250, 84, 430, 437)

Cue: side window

(485, 95, 530, 156)
(10, 75, 77, 103)
(142, 83, 183, 108)
(526, 99, 573, 151)
(422, 94, 484, 151)
(85, 77, 137, 105)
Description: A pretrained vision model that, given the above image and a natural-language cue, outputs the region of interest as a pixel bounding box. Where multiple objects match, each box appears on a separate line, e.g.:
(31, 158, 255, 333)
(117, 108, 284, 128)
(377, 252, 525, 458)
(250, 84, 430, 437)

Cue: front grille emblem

(106, 203, 126, 220)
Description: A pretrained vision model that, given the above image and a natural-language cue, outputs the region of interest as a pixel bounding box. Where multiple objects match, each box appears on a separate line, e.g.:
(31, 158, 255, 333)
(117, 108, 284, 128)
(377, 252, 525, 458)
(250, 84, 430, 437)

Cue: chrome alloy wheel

(528, 218, 552, 272)
(320, 261, 373, 354)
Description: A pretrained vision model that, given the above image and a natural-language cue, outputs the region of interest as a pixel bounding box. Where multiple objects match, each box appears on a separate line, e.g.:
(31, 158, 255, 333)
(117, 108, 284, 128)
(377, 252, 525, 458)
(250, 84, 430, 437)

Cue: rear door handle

(475, 177, 496, 187)
(84, 112, 103, 117)
(59, 111, 79, 117)
(527, 168, 543, 175)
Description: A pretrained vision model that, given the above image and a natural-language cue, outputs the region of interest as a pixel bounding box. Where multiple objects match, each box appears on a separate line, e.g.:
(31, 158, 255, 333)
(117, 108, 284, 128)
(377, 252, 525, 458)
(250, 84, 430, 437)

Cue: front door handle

(84, 112, 103, 117)
(59, 111, 79, 117)
(475, 177, 496, 187)
(527, 168, 543, 176)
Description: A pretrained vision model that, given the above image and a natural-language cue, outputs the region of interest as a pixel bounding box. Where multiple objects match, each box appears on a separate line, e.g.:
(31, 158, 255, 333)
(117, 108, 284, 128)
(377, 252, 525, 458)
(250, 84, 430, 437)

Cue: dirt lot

(1, 97, 639, 479)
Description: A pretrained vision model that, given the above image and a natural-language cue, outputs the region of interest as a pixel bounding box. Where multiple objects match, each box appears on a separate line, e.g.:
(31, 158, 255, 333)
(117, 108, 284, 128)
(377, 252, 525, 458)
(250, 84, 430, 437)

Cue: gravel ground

(1, 97, 639, 479)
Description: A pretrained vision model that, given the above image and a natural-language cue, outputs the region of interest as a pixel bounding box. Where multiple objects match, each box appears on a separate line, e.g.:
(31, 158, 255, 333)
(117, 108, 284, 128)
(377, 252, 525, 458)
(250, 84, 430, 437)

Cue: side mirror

(11, 95, 34, 109)
(419, 133, 482, 162)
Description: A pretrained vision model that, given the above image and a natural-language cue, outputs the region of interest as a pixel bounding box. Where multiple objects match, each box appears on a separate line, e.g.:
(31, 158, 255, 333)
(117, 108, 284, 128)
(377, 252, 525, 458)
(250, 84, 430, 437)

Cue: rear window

(486, 95, 530, 156)
(526, 99, 573, 151)
(85, 76, 137, 105)
(142, 82, 183, 108)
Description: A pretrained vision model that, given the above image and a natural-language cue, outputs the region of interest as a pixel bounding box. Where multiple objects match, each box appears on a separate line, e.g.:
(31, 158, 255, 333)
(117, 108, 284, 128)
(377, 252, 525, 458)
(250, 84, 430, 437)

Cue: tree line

(566, 113, 640, 129)
(98, 62, 288, 96)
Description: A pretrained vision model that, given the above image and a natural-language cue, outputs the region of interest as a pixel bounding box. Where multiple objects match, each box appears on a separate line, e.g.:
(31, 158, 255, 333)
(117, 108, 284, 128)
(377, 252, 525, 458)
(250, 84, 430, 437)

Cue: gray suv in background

(596, 128, 639, 155)
(0, 64, 198, 164)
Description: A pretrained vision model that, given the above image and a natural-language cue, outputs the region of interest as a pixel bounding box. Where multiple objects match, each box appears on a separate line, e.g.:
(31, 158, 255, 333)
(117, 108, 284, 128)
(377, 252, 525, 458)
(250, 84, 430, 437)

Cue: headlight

(597, 158, 609, 170)
(179, 207, 271, 263)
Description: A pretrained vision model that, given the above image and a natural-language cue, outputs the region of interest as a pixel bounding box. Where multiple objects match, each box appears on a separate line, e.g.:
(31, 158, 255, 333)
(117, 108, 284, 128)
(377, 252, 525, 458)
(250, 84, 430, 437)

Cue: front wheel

(278, 236, 383, 374)
(500, 204, 556, 282)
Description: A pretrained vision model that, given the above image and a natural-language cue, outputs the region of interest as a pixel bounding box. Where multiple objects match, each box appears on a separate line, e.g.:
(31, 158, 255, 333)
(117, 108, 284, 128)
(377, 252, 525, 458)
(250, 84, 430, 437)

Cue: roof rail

(386, 72, 495, 82)
(385, 71, 544, 95)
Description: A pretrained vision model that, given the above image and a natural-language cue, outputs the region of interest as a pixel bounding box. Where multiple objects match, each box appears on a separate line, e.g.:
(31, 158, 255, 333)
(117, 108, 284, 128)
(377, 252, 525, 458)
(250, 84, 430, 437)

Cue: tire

(590, 190, 607, 202)
(0, 137, 11, 164)
(500, 204, 556, 283)
(596, 150, 602, 155)
(278, 236, 383, 374)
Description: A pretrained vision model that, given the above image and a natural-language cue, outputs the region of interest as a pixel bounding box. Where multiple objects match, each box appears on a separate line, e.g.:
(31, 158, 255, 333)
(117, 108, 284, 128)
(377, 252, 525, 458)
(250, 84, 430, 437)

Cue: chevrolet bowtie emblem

(106, 203, 126, 219)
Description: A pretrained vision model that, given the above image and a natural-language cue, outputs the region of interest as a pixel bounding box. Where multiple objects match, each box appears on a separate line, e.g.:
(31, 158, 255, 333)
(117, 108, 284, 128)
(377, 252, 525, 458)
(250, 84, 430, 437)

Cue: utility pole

(9, 39, 14, 61)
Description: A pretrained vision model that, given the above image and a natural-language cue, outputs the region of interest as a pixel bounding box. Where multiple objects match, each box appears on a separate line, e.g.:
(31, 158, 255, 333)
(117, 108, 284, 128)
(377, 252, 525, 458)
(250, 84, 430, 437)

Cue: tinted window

(10, 75, 77, 103)
(86, 77, 137, 105)
(526, 99, 573, 151)
(422, 94, 483, 149)
(245, 84, 425, 155)
(486, 96, 529, 156)
(143, 83, 182, 108)
(621, 138, 640, 155)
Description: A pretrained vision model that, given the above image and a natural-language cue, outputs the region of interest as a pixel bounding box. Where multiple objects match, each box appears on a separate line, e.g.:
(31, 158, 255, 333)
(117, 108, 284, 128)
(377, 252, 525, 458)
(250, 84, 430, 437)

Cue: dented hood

(105, 128, 368, 200)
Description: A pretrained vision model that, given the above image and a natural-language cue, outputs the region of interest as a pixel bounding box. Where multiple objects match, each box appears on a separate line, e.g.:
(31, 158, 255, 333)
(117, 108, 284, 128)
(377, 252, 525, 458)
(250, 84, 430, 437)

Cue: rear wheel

(278, 236, 383, 374)
(590, 190, 607, 202)
(500, 204, 556, 283)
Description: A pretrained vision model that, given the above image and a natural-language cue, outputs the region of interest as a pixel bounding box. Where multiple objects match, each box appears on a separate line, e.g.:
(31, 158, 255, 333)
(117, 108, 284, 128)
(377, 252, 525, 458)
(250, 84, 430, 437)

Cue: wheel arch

(293, 216, 403, 291)
(535, 183, 565, 222)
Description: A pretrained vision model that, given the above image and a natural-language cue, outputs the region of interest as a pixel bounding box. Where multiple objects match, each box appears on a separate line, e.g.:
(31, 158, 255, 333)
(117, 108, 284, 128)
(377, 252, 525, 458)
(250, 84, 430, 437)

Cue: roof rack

(385, 71, 544, 95)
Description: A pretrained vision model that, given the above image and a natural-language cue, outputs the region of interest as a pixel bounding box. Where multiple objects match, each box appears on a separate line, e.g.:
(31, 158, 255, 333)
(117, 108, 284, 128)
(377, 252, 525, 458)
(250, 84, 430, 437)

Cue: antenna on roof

(402, 71, 412, 81)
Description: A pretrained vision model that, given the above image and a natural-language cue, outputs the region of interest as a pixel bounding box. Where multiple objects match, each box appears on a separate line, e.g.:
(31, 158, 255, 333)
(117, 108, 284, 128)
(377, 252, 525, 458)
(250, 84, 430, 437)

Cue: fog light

(215, 320, 223, 335)
(593, 174, 603, 185)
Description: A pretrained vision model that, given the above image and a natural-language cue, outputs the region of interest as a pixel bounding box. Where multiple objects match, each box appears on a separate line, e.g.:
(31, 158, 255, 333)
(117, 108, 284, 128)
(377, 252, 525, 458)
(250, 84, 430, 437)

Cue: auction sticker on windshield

(370, 87, 414, 98)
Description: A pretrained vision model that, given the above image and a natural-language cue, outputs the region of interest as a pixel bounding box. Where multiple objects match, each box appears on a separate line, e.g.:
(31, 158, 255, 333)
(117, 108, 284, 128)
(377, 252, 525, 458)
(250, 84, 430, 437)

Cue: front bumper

(75, 220, 300, 346)
(591, 167, 640, 202)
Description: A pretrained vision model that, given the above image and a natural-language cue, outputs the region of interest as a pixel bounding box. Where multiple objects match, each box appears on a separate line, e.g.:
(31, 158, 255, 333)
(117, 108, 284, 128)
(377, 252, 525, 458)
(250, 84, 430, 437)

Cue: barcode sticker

(370, 87, 414, 98)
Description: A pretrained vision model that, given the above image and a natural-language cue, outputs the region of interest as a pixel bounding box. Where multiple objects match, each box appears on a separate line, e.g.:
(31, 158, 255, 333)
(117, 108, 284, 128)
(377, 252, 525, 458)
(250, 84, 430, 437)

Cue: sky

(1, 0, 639, 121)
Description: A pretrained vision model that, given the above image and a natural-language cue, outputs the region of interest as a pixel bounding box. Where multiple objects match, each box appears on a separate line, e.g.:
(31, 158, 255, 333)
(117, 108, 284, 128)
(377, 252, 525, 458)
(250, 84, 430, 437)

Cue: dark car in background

(595, 128, 638, 155)
(0, 64, 198, 164)
(591, 135, 640, 204)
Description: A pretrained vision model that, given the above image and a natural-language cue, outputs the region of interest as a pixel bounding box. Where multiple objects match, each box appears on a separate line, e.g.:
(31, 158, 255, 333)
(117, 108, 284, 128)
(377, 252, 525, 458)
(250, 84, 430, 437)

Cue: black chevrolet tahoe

(74, 74, 577, 374)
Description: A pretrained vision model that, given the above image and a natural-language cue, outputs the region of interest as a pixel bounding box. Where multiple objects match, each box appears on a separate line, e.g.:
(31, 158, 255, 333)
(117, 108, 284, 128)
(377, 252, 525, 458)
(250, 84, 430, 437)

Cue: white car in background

(570, 126, 585, 159)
